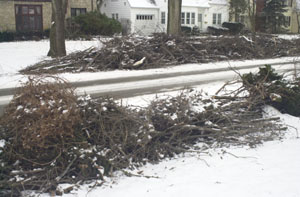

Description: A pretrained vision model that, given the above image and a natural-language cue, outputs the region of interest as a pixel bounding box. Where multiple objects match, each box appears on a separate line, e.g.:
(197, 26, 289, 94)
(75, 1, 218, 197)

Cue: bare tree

(96, 0, 104, 12)
(229, 0, 247, 22)
(247, 0, 256, 34)
(48, 0, 67, 57)
(167, 0, 182, 35)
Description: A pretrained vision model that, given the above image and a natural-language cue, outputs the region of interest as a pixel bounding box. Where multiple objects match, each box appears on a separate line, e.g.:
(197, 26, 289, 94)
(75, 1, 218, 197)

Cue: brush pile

(0, 73, 288, 196)
(239, 65, 300, 117)
(21, 33, 300, 74)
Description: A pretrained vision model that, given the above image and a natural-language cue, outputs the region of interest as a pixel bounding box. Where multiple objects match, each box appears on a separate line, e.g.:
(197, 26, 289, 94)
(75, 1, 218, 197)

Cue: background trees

(263, 0, 288, 33)
(229, 0, 247, 22)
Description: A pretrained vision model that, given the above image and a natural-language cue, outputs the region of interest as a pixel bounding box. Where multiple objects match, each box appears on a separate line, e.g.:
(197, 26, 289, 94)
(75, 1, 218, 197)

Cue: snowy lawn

(0, 39, 101, 75)
(0, 38, 300, 197)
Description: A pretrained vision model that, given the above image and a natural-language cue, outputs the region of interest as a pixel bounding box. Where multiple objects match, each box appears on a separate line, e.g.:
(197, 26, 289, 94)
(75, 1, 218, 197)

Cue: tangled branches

(220, 65, 300, 117)
(0, 75, 286, 196)
(21, 33, 300, 74)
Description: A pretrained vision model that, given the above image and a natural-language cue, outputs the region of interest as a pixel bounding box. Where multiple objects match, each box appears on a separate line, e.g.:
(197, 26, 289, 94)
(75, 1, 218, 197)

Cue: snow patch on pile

(277, 34, 300, 40)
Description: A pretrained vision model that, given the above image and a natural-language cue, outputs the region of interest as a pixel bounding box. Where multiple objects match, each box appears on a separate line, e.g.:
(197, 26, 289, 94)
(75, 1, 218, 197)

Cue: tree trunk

(48, 0, 67, 57)
(248, 0, 256, 40)
(167, 0, 182, 35)
(54, 0, 67, 57)
(47, 3, 56, 57)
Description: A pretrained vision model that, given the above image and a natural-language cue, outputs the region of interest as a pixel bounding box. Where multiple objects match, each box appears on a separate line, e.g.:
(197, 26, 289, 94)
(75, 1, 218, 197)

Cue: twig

(222, 150, 258, 159)
(55, 155, 78, 183)
(121, 169, 160, 179)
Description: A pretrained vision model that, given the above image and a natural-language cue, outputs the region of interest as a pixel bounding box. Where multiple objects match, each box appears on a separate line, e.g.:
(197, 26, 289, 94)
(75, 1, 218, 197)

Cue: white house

(100, 0, 229, 35)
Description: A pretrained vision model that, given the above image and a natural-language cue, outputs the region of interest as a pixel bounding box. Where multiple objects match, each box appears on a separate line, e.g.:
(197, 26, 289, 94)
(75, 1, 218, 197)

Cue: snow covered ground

(0, 39, 102, 75)
(60, 118, 300, 197)
(1, 39, 300, 197)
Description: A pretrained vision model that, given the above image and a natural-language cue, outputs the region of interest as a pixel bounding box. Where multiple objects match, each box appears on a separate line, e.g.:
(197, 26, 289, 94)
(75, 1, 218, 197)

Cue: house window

(213, 13, 222, 25)
(112, 13, 119, 20)
(15, 4, 43, 32)
(181, 12, 185, 24)
(71, 8, 87, 17)
(191, 12, 195, 24)
(213, 13, 217, 24)
(136, 15, 154, 20)
(161, 11, 166, 24)
(186, 12, 190, 24)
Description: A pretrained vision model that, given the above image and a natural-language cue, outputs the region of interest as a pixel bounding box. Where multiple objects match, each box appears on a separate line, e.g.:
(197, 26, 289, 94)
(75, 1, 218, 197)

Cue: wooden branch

(55, 155, 77, 183)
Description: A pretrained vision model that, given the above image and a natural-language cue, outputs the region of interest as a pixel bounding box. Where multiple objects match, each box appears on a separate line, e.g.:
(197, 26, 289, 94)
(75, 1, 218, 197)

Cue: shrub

(0, 30, 49, 42)
(69, 11, 122, 37)
(0, 31, 14, 42)
(0, 76, 82, 163)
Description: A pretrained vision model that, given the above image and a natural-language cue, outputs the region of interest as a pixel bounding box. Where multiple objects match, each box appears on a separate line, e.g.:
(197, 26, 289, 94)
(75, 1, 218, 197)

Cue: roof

(127, 0, 159, 8)
(208, 0, 228, 5)
(182, 0, 210, 8)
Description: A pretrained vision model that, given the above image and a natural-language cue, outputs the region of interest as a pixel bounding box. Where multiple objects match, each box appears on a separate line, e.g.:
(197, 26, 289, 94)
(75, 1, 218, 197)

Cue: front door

(198, 13, 203, 31)
(15, 4, 43, 32)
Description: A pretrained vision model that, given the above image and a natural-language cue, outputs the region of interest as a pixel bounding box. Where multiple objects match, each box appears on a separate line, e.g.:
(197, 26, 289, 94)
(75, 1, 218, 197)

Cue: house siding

(208, 3, 229, 27)
(0, 1, 16, 31)
(100, 0, 132, 34)
(0, 0, 52, 32)
(0, 0, 96, 32)
(156, 0, 168, 32)
(67, 0, 97, 18)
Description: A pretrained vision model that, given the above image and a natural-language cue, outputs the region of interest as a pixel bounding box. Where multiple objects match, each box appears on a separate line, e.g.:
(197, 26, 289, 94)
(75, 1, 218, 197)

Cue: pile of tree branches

(0, 73, 288, 196)
(236, 65, 300, 117)
(21, 33, 300, 74)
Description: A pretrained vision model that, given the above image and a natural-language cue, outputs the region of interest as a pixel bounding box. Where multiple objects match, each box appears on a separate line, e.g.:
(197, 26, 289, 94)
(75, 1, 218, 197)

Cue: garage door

(135, 14, 156, 35)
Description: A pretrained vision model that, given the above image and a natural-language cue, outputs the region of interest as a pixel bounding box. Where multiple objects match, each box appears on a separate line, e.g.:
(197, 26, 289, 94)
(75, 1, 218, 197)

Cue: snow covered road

(1, 56, 300, 114)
